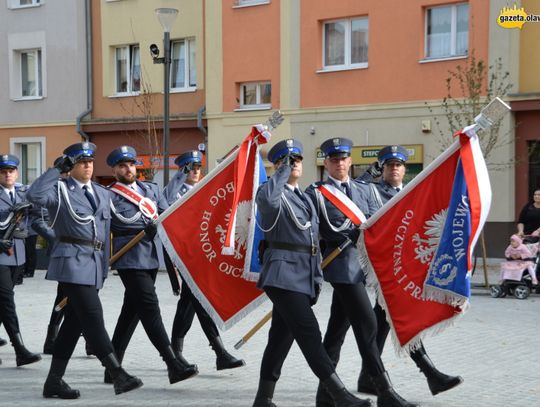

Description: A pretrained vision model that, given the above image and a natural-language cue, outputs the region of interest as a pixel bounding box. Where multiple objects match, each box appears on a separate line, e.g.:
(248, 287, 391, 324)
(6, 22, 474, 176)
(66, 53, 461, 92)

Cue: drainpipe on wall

(197, 105, 208, 171)
(76, 0, 93, 142)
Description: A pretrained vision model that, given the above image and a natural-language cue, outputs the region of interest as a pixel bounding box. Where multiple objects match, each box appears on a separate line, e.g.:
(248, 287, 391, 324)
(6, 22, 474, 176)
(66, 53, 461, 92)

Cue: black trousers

(110, 268, 170, 359)
(259, 287, 335, 382)
(171, 276, 219, 342)
(324, 293, 424, 367)
(0, 265, 21, 340)
(323, 283, 384, 377)
(52, 283, 114, 360)
(24, 235, 38, 276)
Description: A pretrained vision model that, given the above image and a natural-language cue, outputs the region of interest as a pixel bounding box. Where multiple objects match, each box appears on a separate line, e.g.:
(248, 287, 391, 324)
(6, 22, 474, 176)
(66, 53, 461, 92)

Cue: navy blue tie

(341, 182, 352, 199)
(9, 191, 15, 204)
(295, 188, 311, 215)
(83, 185, 97, 213)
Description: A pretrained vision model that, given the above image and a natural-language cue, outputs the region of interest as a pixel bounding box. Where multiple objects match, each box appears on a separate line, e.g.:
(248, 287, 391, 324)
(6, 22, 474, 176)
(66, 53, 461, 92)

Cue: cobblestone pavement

(0, 265, 538, 406)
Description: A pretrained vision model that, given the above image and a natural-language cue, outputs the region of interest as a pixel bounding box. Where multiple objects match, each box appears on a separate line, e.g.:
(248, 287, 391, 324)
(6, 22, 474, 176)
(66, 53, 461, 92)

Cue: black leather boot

(315, 380, 334, 407)
(104, 350, 123, 385)
(101, 353, 143, 395)
(410, 347, 463, 395)
(43, 358, 80, 399)
(171, 337, 197, 369)
(323, 373, 373, 407)
(209, 336, 245, 370)
(0, 336, 7, 346)
(372, 371, 418, 407)
(357, 366, 377, 395)
(252, 379, 277, 407)
(12, 332, 41, 366)
(43, 324, 60, 355)
(162, 346, 198, 384)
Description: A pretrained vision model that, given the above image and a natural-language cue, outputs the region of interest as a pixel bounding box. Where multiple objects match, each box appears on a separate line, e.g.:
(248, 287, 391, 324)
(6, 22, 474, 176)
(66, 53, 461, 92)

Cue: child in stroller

(490, 234, 540, 299)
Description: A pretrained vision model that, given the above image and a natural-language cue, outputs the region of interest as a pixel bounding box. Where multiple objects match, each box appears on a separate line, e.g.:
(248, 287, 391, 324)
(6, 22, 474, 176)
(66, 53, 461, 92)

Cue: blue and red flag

(158, 125, 270, 329)
(360, 126, 491, 351)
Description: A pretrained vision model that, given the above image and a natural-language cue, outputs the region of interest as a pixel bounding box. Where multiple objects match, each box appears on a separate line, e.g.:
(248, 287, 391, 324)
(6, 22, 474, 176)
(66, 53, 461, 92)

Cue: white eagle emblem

(215, 200, 252, 259)
(412, 209, 448, 264)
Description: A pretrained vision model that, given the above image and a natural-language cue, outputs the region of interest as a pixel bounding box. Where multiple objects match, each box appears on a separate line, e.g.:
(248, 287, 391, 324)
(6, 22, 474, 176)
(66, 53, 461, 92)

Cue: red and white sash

(110, 183, 158, 220)
(317, 183, 366, 226)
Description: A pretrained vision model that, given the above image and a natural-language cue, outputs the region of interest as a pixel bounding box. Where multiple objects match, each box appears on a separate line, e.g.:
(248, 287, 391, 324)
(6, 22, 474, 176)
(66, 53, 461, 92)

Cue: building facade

(0, 0, 89, 183)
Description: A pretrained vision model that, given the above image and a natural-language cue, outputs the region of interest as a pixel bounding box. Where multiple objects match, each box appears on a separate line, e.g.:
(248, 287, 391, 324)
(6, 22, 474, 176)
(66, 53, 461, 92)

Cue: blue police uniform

(306, 138, 412, 406)
(0, 154, 42, 366)
(252, 139, 371, 407)
(106, 145, 198, 385)
(28, 142, 144, 399)
(163, 150, 244, 371)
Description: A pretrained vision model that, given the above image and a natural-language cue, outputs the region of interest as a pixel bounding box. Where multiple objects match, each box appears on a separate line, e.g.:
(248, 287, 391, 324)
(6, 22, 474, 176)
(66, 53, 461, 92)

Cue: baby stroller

(490, 236, 540, 300)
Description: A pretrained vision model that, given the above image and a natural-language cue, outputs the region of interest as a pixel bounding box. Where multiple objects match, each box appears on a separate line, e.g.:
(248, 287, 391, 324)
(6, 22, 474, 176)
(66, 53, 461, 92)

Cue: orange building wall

(222, 0, 281, 112)
(90, 0, 205, 121)
(0, 126, 82, 167)
(300, 0, 489, 107)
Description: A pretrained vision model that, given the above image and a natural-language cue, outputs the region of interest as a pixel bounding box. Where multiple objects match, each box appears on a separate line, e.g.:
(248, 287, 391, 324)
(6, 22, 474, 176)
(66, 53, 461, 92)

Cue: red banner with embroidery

(158, 127, 270, 329)
(360, 144, 464, 351)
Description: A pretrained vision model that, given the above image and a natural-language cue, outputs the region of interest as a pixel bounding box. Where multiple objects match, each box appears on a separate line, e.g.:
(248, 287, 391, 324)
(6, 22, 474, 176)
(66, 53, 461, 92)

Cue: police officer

(357, 145, 463, 396)
(163, 150, 244, 371)
(105, 145, 198, 385)
(0, 154, 41, 367)
(305, 138, 417, 407)
(27, 142, 143, 399)
(252, 139, 372, 407)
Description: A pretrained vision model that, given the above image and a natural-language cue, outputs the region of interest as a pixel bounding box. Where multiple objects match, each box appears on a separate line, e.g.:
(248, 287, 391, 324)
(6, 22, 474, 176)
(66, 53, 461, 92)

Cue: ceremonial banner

(360, 128, 490, 350)
(158, 126, 269, 329)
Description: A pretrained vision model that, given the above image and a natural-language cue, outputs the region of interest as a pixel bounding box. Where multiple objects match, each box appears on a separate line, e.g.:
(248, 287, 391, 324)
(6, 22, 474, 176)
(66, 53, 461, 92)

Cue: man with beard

(0, 154, 41, 367)
(105, 145, 198, 386)
(28, 142, 142, 398)
(163, 150, 244, 372)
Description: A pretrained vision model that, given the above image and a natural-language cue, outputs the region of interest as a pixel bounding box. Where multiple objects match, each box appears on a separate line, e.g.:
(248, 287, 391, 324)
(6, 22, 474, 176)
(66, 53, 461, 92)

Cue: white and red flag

(158, 125, 270, 329)
(360, 126, 491, 351)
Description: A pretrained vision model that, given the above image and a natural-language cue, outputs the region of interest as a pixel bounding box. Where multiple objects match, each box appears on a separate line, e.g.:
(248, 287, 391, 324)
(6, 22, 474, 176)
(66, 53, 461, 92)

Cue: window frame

(237, 82, 272, 111)
(7, 0, 42, 9)
(233, 0, 270, 8)
(18, 48, 42, 99)
(170, 38, 197, 93)
(114, 44, 140, 96)
(9, 137, 46, 184)
(321, 16, 369, 72)
(424, 3, 469, 61)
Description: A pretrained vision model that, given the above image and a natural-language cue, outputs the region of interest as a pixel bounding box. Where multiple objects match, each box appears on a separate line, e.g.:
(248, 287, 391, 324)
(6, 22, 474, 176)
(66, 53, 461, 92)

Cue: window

(10, 137, 45, 184)
(171, 39, 196, 91)
(239, 82, 271, 109)
(425, 3, 469, 59)
(115, 45, 140, 94)
(323, 17, 368, 70)
(8, 32, 46, 100)
(19, 49, 42, 97)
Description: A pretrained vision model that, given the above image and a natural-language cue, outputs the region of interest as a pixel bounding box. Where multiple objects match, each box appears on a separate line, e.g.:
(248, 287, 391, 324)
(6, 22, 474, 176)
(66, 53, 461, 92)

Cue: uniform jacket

(255, 164, 322, 298)
(27, 168, 111, 288)
(109, 180, 168, 270)
(0, 184, 38, 266)
(365, 180, 400, 209)
(163, 170, 189, 205)
(305, 178, 378, 284)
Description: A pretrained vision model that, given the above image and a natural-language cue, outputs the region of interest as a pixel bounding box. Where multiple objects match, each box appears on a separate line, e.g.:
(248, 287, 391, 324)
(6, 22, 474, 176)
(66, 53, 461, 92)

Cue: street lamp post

(155, 7, 178, 185)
